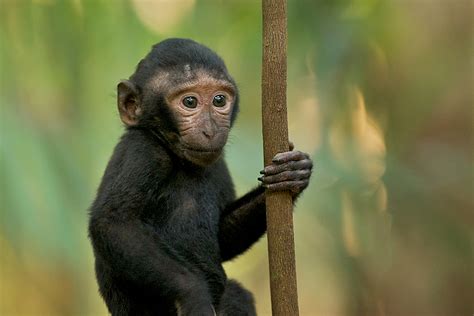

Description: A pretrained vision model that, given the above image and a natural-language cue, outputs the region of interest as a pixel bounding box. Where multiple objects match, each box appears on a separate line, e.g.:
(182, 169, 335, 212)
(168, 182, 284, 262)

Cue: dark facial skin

(88, 38, 312, 316)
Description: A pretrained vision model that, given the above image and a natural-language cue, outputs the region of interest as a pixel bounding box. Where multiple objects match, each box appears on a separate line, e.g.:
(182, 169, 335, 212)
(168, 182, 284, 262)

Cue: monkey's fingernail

(258, 177, 263, 182)
(259, 170, 265, 174)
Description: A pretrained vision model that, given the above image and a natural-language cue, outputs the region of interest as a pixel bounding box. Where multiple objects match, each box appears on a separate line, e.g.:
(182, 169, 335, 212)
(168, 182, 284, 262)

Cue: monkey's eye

(182, 96, 198, 108)
(213, 95, 226, 107)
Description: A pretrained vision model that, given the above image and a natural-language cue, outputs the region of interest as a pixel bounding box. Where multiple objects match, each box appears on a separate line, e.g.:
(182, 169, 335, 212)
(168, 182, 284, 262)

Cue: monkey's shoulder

(112, 129, 172, 178)
(91, 130, 173, 214)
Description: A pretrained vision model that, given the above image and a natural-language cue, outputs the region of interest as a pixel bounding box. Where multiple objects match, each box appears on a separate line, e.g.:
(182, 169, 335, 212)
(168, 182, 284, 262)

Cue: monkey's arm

(89, 217, 214, 315)
(218, 186, 267, 262)
(219, 149, 312, 262)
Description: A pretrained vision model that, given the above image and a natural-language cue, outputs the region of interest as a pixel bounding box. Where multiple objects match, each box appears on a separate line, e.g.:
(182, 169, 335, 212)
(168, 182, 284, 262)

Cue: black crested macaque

(88, 38, 313, 316)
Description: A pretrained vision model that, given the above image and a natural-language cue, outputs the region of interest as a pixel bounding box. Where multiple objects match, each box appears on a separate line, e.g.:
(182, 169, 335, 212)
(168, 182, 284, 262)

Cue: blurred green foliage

(0, 0, 472, 315)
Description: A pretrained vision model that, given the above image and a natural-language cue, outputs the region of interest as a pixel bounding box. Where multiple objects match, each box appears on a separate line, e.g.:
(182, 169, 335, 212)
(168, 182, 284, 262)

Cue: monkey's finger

(261, 159, 313, 176)
(260, 169, 311, 184)
(263, 180, 309, 193)
(272, 150, 309, 164)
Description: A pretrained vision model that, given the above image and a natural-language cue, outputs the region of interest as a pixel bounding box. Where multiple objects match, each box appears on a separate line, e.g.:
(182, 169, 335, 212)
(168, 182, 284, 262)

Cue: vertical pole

(261, 0, 299, 315)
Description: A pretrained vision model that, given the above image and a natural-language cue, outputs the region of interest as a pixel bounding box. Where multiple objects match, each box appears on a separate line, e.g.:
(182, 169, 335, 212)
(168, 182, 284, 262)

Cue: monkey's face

(164, 71, 236, 166)
(118, 65, 238, 167)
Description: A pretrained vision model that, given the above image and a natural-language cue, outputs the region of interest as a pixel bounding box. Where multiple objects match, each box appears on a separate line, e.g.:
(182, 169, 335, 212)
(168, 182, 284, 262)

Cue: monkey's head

(117, 38, 239, 167)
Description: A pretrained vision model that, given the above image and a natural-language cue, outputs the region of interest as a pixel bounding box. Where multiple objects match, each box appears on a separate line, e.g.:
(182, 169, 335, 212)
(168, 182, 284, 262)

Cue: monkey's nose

(202, 130, 216, 140)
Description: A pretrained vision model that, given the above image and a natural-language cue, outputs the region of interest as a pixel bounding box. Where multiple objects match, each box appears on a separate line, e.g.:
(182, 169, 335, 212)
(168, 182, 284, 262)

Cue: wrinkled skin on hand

(258, 142, 313, 197)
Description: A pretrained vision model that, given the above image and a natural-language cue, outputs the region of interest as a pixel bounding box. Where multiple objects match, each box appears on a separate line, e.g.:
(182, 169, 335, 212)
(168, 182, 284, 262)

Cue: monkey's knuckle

(292, 151, 302, 159)
(266, 176, 278, 184)
(288, 161, 299, 170)
(266, 184, 275, 191)
(274, 152, 285, 159)
(276, 165, 287, 173)
(302, 159, 313, 169)
(280, 171, 293, 180)
(265, 167, 275, 175)
(290, 170, 301, 178)
(299, 170, 311, 178)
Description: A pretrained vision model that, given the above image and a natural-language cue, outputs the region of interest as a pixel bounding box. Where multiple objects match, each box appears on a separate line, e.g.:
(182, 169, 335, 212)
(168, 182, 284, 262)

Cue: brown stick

(261, 0, 299, 315)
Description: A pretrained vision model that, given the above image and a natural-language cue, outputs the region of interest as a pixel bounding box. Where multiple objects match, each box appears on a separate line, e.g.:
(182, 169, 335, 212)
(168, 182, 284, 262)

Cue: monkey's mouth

(182, 146, 223, 165)
(183, 147, 221, 154)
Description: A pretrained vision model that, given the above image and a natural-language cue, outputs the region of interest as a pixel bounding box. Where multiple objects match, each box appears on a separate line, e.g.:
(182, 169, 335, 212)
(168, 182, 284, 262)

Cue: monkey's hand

(259, 144, 313, 197)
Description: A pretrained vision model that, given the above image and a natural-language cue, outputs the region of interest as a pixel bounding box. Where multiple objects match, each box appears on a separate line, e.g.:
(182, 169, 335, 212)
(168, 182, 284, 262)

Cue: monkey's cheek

(183, 149, 222, 167)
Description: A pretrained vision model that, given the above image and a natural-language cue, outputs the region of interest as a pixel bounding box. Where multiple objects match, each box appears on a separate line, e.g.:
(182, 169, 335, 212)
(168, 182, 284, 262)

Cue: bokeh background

(1, 0, 472, 315)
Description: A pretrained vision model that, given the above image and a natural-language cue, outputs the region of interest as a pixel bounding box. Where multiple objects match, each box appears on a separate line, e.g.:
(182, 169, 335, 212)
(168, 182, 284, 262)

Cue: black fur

(89, 39, 262, 315)
(131, 38, 231, 87)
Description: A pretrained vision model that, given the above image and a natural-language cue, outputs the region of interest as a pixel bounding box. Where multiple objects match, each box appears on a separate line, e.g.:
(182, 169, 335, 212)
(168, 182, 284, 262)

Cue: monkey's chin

(182, 148, 222, 167)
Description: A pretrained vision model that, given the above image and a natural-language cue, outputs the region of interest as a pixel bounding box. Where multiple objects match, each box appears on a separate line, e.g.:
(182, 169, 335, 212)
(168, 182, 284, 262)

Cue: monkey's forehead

(145, 66, 235, 94)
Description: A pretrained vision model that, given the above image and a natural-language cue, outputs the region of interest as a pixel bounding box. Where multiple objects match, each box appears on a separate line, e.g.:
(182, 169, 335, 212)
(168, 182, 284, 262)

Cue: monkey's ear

(117, 80, 141, 126)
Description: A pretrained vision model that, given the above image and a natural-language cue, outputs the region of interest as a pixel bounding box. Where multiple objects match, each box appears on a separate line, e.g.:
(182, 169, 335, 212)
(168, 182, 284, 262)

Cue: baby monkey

(89, 38, 312, 316)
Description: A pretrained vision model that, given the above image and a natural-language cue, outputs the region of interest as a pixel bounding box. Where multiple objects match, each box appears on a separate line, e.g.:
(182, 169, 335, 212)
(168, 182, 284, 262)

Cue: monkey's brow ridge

(168, 79, 236, 99)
